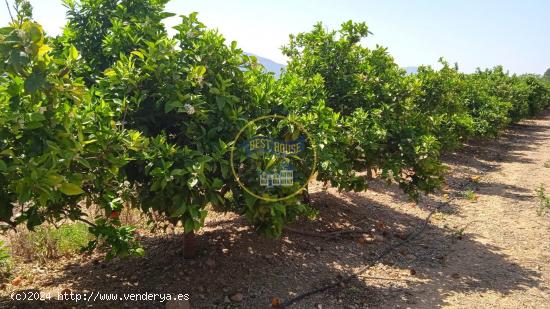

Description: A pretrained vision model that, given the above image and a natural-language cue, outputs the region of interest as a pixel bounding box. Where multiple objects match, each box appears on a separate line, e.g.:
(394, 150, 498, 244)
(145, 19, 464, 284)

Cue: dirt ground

(1, 110, 549, 309)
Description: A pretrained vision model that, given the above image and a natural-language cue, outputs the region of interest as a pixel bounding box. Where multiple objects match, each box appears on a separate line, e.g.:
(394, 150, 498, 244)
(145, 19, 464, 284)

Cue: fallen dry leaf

(230, 292, 243, 302)
(11, 276, 22, 286)
(271, 297, 282, 307)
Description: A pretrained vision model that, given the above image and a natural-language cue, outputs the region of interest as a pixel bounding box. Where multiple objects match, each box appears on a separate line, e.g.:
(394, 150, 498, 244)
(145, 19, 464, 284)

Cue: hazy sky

(1, 0, 549, 74)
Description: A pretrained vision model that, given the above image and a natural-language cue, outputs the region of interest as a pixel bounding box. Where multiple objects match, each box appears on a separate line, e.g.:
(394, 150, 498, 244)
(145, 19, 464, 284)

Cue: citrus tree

(2, 1, 549, 260)
(462, 67, 521, 137)
(60, 0, 173, 83)
(281, 21, 445, 198)
(521, 74, 550, 116)
(0, 9, 145, 257)
(62, 1, 319, 254)
(411, 60, 474, 149)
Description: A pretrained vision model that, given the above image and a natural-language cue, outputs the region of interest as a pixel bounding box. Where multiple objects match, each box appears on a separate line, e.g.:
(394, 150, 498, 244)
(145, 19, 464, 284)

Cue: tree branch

(4, 0, 14, 21)
(75, 217, 97, 228)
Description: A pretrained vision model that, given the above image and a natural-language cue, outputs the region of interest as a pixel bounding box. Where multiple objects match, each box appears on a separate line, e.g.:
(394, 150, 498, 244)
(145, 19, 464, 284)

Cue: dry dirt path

(397, 110, 550, 308)
(272, 110, 550, 309)
(344, 110, 550, 309)
(1, 111, 549, 309)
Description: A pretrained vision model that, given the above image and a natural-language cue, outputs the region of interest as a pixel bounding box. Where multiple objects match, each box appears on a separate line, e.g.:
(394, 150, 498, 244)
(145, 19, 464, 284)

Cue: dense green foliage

(25, 222, 91, 259)
(412, 61, 473, 149)
(1, 1, 549, 257)
(282, 22, 445, 197)
(61, 0, 312, 237)
(0, 240, 11, 280)
(536, 184, 550, 216)
(61, 0, 172, 83)
(0, 13, 146, 257)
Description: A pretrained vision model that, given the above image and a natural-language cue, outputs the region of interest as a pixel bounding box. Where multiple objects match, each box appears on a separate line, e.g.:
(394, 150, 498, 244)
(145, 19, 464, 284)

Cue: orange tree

(4, 1, 549, 259)
(409, 60, 474, 150)
(0, 7, 146, 257)
(462, 67, 527, 137)
(60, 0, 172, 83)
(281, 21, 445, 198)
(62, 1, 318, 255)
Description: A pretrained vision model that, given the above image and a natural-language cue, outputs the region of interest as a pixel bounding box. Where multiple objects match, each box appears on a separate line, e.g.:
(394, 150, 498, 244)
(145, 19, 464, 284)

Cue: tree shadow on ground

(2, 111, 548, 308)
(314, 190, 545, 307)
(368, 109, 550, 209)
(443, 113, 550, 171)
(0, 186, 543, 308)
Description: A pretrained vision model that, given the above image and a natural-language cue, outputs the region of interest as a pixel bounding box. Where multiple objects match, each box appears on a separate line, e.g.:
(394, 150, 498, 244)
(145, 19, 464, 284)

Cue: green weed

(536, 184, 550, 216)
(0, 240, 12, 281)
(462, 188, 477, 201)
(10, 223, 92, 262)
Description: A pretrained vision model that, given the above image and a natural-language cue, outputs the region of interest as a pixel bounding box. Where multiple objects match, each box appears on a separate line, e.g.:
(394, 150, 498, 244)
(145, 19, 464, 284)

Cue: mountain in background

(404, 66, 419, 74)
(250, 53, 419, 77)
(247, 53, 285, 78)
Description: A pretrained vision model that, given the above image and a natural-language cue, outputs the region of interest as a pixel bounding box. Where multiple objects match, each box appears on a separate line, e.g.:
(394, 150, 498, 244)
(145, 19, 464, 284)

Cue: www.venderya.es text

(11, 291, 190, 303)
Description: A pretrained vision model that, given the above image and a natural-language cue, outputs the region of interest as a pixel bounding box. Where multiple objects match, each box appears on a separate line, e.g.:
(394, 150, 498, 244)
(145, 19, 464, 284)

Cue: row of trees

(1, 0, 549, 257)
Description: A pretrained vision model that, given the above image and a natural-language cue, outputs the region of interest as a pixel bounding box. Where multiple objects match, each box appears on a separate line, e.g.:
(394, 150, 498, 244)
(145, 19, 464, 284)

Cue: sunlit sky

(1, 0, 549, 74)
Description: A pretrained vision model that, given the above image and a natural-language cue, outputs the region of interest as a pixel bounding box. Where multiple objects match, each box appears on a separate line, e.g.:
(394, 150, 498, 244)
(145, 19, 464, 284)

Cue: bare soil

(1, 110, 549, 308)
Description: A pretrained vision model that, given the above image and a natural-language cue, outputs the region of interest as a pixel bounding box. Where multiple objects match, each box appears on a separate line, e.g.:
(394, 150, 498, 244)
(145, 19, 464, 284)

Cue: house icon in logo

(259, 164, 294, 188)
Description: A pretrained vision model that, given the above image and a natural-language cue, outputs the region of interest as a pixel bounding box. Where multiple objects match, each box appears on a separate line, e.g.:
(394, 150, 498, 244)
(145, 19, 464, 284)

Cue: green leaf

(193, 65, 206, 76)
(165, 101, 182, 113)
(197, 156, 212, 164)
(77, 158, 91, 169)
(28, 23, 43, 43)
(68, 45, 79, 61)
(28, 112, 46, 122)
(131, 50, 144, 60)
(37, 45, 52, 57)
(104, 68, 116, 78)
(24, 72, 45, 93)
(171, 204, 187, 218)
(134, 247, 145, 256)
(59, 183, 84, 196)
(0, 149, 14, 157)
(0, 27, 12, 35)
(244, 193, 257, 208)
(0, 160, 7, 172)
(220, 162, 229, 178)
(160, 12, 176, 19)
(45, 174, 64, 186)
(216, 96, 225, 110)
(184, 218, 194, 232)
(170, 169, 186, 176)
(212, 178, 223, 190)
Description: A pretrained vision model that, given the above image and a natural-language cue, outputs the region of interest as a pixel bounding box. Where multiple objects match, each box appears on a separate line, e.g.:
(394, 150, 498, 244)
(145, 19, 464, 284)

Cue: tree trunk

(183, 229, 197, 259)
(302, 189, 310, 204)
(366, 167, 373, 180)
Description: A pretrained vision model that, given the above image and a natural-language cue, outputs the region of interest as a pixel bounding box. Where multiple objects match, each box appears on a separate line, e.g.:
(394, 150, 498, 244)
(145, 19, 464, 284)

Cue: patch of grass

(536, 184, 550, 216)
(0, 240, 12, 282)
(462, 188, 477, 201)
(451, 226, 466, 240)
(9, 223, 91, 262)
(50, 223, 91, 253)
